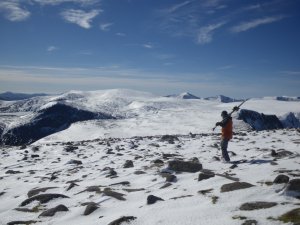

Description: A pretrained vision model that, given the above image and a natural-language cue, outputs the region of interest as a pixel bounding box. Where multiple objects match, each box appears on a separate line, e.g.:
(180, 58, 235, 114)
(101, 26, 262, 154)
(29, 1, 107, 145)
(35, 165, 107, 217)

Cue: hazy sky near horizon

(0, 0, 299, 98)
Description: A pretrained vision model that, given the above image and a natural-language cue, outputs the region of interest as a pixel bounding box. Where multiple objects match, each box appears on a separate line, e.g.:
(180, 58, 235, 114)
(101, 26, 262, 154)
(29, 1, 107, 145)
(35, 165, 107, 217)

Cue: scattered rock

(64, 146, 78, 153)
(39, 204, 69, 217)
(108, 216, 137, 225)
(123, 160, 134, 168)
(160, 135, 179, 144)
(83, 202, 99, 216)
(6, 170, 22, 174)
(198, 189, 213, 195)
(221, 182, 254, 193)
(123, 188, 145, 193)
(0, 191, 5, 196)
(284, 179, 300, 198)
(273, 174, 289, 184)
(168, 160, 202, 173)
(103, 188, 126, 201)
(278, 208, 300, 224)
(66, 159, 82, 165)
(240, 202, 277, 211)
(153, 159, 164, 164)
(27, 187, 58, 198)
(160, 183, 172, 189)
(66, 182, 79, 191)
(165, 174, 177, 182)
(147, 195, 164, 204)
(242, 220, 258, 225)
(7, 221, 38, 225)
(20, 193, 70, 206)
(134, 170, 146, 175)
(198, 172, 215, 181)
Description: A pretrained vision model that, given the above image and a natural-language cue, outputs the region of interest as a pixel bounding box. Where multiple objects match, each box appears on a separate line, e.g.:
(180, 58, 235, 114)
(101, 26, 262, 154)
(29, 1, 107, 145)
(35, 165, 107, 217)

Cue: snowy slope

(0, 129, 299, 225)
(0, 89, 300, 225)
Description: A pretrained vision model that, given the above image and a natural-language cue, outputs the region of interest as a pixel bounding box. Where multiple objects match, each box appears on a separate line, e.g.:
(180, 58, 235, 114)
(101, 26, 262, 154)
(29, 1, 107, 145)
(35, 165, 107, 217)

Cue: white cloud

(47, 46, 59, 52)
(0, 1, 30, 22)
(143, 43, 154, 49)
(167, 1, 191, 13)
(61, 9, 101, 29)
(116, 32, 126, 37)
(231, 16, 284, 33)
(100, 22, 113, 31)
(197, 22, 226, 44)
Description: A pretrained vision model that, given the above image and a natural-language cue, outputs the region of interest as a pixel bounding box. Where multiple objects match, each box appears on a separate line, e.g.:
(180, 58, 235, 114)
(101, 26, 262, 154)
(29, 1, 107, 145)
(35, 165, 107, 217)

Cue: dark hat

(221, 110, 228, 117)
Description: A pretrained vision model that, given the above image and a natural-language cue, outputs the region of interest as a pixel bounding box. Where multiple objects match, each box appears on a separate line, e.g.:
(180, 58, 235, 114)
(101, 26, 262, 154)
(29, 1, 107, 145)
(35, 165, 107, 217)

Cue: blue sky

(0, 0, 300, 98)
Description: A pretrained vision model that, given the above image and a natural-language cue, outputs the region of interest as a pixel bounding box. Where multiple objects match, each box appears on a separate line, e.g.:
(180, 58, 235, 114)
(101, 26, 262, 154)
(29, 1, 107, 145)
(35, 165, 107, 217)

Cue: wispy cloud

(280, 70, 300, 76)
(0, 1, 30, 22)
(197, 22, 226, 44)
(100, 22, 113, 31)
(47, 46, 59, 52)
(167, 1, 191, 13)
(116, 32, 126, 37)
(61, 9, 101, 29)
(231, 16, 284, 33)
(143, 43, 154, 49)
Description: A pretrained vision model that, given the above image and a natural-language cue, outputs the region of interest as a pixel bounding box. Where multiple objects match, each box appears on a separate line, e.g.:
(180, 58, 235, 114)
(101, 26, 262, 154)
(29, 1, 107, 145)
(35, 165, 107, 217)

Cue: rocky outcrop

(20, 193, 70, 206)
(221, 182, 254, 193)
(238, 109, 283, 131)
(39, 204, 69, 217)
(0, 103, 114, 146)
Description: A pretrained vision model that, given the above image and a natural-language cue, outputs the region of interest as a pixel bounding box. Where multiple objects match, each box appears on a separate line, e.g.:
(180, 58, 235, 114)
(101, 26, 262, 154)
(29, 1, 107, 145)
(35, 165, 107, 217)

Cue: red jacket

(219, 116, 233, 140)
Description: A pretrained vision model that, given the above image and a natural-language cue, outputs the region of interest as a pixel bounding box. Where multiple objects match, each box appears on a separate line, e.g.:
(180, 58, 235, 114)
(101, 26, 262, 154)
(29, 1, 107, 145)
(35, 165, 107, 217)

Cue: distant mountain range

(0, 91, 48, 101)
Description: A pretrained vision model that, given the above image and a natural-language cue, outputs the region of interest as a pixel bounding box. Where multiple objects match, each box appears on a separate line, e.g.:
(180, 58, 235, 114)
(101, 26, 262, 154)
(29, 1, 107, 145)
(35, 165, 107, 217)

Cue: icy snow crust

(0, 89, 300, 225)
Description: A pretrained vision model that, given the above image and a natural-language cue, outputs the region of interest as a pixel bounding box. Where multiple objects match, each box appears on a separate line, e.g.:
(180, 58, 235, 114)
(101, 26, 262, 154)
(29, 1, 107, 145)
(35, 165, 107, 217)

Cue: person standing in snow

(215, 110, 233, 162)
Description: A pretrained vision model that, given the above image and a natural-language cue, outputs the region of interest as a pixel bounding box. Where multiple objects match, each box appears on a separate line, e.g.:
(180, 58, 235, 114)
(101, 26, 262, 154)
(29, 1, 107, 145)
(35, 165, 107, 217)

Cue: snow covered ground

(0, 89, 300, 225)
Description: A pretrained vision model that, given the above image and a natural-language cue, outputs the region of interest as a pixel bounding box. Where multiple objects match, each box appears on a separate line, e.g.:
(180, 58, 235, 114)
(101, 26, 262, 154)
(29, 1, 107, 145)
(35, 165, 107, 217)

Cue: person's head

(221, 110, 228, 118)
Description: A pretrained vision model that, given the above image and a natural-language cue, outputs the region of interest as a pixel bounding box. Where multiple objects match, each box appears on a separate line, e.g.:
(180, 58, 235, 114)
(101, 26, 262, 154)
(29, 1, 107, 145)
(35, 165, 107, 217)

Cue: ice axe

(212, 99, 248, 131)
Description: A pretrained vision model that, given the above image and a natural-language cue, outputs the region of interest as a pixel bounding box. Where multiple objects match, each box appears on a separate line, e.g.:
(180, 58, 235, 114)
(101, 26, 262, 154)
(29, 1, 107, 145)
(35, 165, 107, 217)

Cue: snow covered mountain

(166, 92, 200, 99)
(204, 95, 243, 103)
(0, 91, 48, 101)
(0, 89, 299, 146)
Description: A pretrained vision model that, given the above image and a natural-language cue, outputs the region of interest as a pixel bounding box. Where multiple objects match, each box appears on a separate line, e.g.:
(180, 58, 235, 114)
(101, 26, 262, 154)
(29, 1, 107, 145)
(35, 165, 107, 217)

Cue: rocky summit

(0, 128, 299, 225)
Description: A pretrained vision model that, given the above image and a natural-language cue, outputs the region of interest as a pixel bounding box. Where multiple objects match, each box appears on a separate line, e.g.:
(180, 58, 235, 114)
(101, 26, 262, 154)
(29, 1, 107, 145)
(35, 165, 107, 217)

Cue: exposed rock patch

(221, 182, 254, 193)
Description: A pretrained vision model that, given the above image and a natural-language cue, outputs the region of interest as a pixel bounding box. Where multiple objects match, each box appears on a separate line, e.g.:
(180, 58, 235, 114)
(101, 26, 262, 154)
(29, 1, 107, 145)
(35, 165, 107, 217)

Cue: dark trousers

(221, 138, 230, 162)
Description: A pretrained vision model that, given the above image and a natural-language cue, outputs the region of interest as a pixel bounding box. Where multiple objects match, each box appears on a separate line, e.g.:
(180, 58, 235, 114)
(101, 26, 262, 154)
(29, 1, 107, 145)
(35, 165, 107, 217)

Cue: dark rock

(66, 159, 82, 165)
(123, 188, 145, 193)
(7, 221, 38, 225)
(242, 220, 258, 225)
(221, 182, 254, 193)
(39, 204, 69, 217)
(161, 173, 177, 182)
(238, 109, 283, 131)
(66, 182, 79, 191)
(273, 174, 290, 184)
(27, 187, 58, 198)
(64, 145, 78, 153)
(240, 201, 277, 210)
(0, 191, 5, 196)
(160, 135, 179, 144)
(110, 181, 130, 186)
(147, 195, 164, 204)
(83, 202, 99, 216)
(278, 208, 300, 224)
(153, 159, 164, 164)
(103, 188, 126, 201)
(20, 193, 69, 206)
(108, 216, 137, 225)
(168, 160, 202, 173)
(198, 172, 215, 181)
(284, 179, 300, 198)
(123, 160, 134, 168)
(160, 183, 172, 189)
(134, 170, 146, 175)
(31, 154, 40, 158)
(6, 170, 22, 174)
